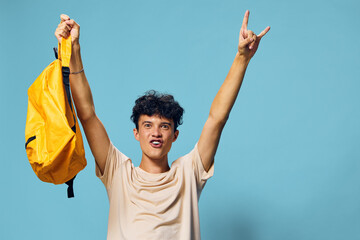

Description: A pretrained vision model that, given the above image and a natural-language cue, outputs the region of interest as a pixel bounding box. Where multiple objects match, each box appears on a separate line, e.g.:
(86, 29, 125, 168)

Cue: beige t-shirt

(96, 142, 214, 240)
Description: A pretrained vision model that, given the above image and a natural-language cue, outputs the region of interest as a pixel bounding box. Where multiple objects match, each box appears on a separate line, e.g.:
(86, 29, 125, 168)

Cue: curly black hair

(131, 90, 184, 131)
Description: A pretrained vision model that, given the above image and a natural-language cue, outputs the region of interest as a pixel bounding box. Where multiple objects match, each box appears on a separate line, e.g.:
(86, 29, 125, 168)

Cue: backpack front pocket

(25, 127, 43, 165)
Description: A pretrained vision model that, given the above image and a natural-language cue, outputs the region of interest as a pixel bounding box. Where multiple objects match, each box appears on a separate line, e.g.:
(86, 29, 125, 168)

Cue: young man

(55, 10, 269, 240)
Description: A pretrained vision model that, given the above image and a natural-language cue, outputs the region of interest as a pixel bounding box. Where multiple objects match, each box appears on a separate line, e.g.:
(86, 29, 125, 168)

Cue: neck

(139, 154, 170, 173)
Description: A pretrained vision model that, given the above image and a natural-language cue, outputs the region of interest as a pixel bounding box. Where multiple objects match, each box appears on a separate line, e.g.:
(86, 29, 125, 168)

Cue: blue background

(1, 0, 360, 239)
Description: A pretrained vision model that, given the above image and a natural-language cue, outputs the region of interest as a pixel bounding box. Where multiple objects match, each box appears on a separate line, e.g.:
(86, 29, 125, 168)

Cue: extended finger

(258, 26, 270, 39)
(241, 10, 250, 31)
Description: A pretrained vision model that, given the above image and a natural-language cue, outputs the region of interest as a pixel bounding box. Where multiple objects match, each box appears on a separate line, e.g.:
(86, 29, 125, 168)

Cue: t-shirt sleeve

(95, 141, 128, 188)
(189, 142, 215, 190)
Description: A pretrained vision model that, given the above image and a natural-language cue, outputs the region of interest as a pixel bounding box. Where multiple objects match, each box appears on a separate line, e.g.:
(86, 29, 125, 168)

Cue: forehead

(139, 114, 174, 125)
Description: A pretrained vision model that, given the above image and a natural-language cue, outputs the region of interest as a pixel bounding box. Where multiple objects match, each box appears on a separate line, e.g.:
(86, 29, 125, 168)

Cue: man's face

(133, 114, 179, 162)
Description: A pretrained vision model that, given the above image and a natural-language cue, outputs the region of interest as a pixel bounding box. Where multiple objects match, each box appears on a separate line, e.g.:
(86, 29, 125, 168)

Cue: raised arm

(55, 15, 110, 174)
(198, 10, 270, 171)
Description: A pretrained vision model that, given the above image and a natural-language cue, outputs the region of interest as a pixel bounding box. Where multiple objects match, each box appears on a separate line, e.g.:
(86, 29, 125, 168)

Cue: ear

(133, 128, 140, 141)
(172, 130, 179, 142)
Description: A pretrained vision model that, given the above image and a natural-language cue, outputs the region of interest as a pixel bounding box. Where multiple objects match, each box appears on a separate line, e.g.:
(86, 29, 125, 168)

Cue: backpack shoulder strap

(60, 37, 77, 198)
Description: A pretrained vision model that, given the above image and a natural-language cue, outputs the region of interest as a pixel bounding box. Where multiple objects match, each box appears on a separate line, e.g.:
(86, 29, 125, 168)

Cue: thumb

(60, 14, 70, 23)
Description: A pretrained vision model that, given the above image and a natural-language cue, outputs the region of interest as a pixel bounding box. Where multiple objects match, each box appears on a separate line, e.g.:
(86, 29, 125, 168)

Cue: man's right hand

(54, 14, 80, 45)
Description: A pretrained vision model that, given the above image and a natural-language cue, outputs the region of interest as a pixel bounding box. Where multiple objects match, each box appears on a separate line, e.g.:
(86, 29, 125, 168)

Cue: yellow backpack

(25, 37, 86, 198)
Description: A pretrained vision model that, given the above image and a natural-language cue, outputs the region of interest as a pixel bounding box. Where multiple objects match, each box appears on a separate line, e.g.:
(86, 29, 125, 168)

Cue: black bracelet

(70, 68, 84, 74)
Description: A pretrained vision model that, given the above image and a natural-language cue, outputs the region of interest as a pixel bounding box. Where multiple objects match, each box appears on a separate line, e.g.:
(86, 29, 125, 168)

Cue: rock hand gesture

(238, 10, 270, 61)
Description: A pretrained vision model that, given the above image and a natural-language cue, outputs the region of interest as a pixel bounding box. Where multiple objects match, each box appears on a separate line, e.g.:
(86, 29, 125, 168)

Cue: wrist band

(70, 68, 84, 74)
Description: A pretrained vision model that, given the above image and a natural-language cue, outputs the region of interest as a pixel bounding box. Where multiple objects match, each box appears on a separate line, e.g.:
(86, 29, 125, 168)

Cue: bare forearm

(55, 14, 111, 173)
(209, 52, 250, 124)
(69, 43, 96, 122)
(197, 11, 269, 171)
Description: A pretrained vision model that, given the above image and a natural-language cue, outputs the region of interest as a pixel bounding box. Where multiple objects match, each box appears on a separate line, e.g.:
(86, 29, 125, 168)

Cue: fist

(54, 14, 80, 44)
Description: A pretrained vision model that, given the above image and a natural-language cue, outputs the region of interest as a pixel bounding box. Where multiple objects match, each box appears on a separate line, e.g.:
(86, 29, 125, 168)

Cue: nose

(151, 126, 162, 137)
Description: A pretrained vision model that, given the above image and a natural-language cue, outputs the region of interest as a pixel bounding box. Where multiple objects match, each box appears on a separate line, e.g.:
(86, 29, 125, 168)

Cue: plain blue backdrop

(1, 0, 359, 239)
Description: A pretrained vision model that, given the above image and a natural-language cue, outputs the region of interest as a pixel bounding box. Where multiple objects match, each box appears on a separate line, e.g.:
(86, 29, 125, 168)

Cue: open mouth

(150, 139, 163, 148)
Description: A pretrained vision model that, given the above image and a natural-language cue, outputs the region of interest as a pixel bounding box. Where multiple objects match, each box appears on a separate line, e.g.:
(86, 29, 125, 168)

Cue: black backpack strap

(53, 47, 58, 59)
(62, 66, 78, 198)
(62, 66, 76, 133)
(65, 175, 76, 198)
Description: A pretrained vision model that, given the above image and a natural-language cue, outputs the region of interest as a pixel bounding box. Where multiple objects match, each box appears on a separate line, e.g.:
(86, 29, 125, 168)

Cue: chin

(140, 142, 172, 161)
(148, 151, 166, 160)
(143, 148, 167, 160)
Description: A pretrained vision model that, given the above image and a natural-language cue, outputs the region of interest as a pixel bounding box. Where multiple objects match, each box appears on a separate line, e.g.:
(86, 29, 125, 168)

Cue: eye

(161, 124, 170, 130)
(144, 123, 151, 128)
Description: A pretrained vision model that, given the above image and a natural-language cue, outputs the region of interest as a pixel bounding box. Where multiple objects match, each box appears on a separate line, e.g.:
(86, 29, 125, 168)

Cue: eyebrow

(142, 121, 172, 126)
